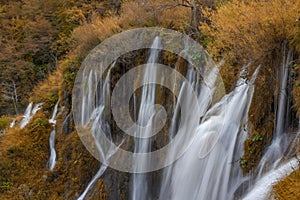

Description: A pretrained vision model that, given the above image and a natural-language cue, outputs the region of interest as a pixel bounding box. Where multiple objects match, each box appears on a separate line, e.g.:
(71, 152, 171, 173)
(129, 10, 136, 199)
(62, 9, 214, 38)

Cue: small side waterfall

(77, 164, 108, 200)
(47, 100, 60, 170)
(47, 128, 57, 170)
(256, 49, 294, 176)
(243, 47, 298, 198)
(9, 119, 16, 128)
(49, 100, 59, 124)
(77, 61, 120, 200)
(20, 102, 33, 129)
(32, 103, 44, 116)
(20, 102, 43, 129)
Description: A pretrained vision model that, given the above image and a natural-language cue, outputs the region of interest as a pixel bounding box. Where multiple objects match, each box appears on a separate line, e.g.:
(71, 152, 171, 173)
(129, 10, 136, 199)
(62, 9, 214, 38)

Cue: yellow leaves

(31, 69, 62, 108)
(71, 14, 120, 56)
(274, 168, 300, 200)
(201, 0, 300, 64)
(63, 7, 86, 24)
(0, 5, 6, 18)
(72, 0, 192, 57)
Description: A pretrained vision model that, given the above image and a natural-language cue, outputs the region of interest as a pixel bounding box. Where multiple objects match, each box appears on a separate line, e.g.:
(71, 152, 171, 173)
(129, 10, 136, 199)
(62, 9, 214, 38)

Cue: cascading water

(242, 47, 299, 199)
(20, 102, 43, 129)
(77, 164, 108, 200)
(74, 35, 299, 200)
(20, 102, 33, 129)
(47, 100, 59, 170)
(49, 100, 59, 124)
(32, 103, 44, 115)
(77, 61, 122, 200)
(159, 45, 219, 199)
(159, 67, 260, 200)
(9, 119, 16, 128)
(255, 48, 294, 176)
(131, 36, 162, 200)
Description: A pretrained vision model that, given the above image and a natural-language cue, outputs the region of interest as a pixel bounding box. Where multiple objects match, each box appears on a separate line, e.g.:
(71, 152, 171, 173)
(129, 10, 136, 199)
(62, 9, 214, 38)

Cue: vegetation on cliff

(201, 0, 300, 174)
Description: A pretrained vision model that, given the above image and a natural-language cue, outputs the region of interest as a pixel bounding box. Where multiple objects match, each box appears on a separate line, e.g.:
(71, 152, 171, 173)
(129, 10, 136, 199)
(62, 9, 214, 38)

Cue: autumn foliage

(0, 0, 118, 115)
(202, 0, 300, 65)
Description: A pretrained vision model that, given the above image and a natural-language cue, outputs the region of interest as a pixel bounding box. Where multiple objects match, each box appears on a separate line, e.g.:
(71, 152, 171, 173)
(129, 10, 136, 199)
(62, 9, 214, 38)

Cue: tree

(0, 0, 111, 115)
(1, 80, 18, 114)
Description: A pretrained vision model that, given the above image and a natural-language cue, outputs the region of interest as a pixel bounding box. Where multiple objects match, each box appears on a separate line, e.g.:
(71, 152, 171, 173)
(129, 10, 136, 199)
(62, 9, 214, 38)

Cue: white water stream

(75, 37, 298, 199)
(47, 100, 60, 170)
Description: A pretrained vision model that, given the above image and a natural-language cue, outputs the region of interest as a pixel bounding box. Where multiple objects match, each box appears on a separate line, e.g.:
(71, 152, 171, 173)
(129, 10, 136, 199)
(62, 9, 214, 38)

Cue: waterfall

(20, 102, 43, 129)
(49, 100, 59, 124)
(77, 61, 120, 200)
(158, 67, 260, 200)
(159, 47, 219, 199)
(20, 102, 33, 129)
(131, 36, 162, 200)
(10, 119, 16, 128)
(74, 34, 299, 199)
(242, 47, 299, 198)
(47, 100, 60, 170)
(48, 128, 57, 170)
(254, 48, 295, 177)
(61, 112, 71, 134)
(77, 164, 108, 200)
(32, 103, 44, 115)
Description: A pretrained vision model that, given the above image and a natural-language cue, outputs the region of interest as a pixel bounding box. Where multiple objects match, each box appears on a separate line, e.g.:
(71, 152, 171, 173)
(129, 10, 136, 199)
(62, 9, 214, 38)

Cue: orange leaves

(72, 0, 191, 57)
(201, 0, 300, 64)
(274, 167, 300, 200)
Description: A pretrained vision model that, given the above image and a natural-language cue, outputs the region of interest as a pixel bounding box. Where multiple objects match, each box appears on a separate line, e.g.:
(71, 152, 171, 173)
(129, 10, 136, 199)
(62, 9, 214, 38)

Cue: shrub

(0, 116, 10, 131)
(30, 70, 61, 112)
(30, 118, 49, 130)
(274, 166, 300, 200)
(72, 0, 191, 56)
(201, 0, 300, 65)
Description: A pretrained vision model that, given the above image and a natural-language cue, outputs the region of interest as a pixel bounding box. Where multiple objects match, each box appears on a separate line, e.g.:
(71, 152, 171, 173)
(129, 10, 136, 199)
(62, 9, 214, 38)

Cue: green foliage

(240, 158, 248, 169)
(30, 117, 49, 131)
(62, 57, 81, 95)
(0, 181, 11, 190)
(251, 133, 263, 142)
(249, 148, 255, 154)
(241, 130, 265, 173)
(64, 71, 77, 83)
(0, 161, 11, 193)
(0, 116, 10, 130)
(0, 162, 9, 182)
(200, 33, 213, 48)
(47, 92, 59, 108)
